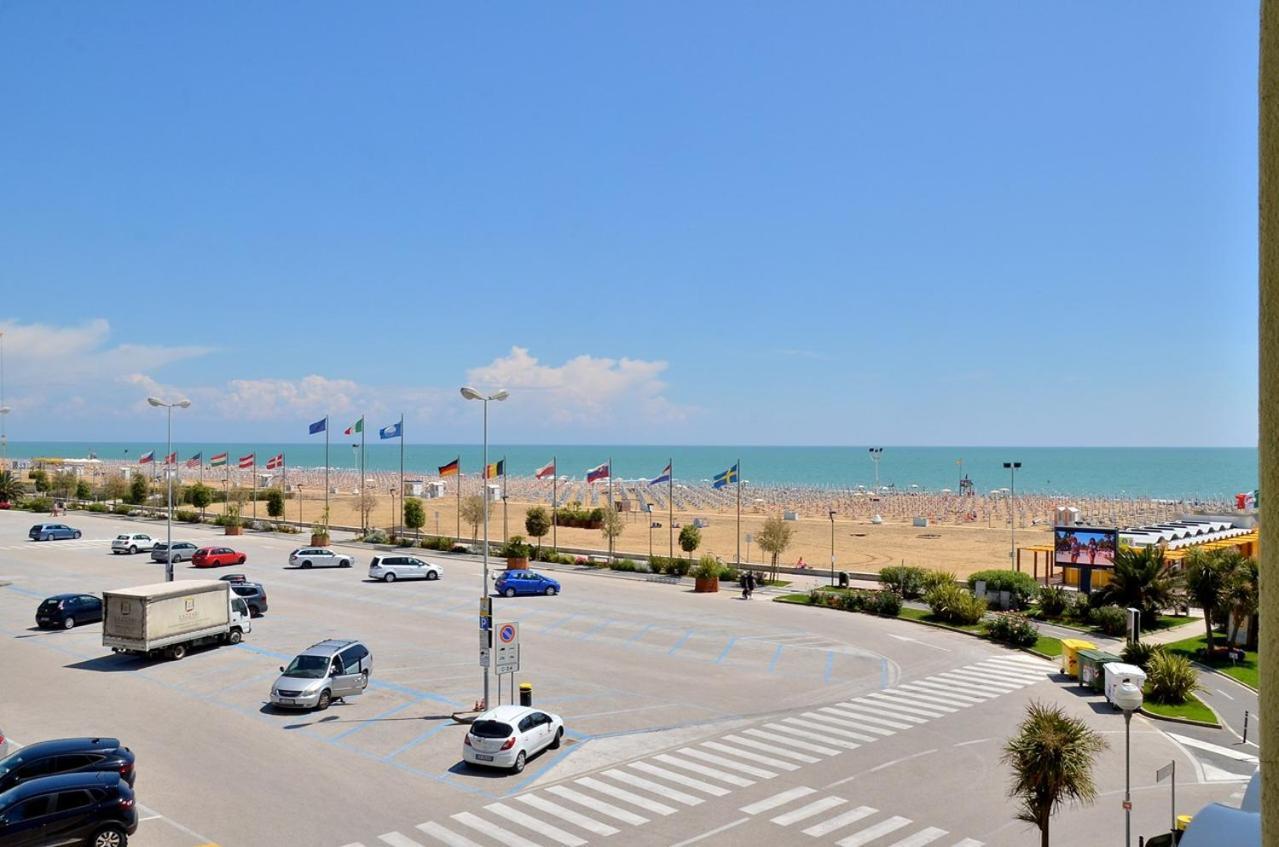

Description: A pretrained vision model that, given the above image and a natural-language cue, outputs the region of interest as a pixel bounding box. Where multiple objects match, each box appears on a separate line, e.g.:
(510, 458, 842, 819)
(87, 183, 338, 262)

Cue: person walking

(744, 570, 756, 599)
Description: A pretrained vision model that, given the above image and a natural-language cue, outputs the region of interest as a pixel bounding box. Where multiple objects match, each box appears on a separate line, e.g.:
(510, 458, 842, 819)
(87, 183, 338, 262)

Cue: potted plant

(500, 535, 531, 570)
(223, 502, 244, 536)
(311, 506, 331, 547)
(693, 554, 721, 593)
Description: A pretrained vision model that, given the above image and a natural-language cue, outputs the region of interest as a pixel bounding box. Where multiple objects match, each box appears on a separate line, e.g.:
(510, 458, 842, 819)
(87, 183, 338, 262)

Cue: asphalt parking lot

(0, 510, 1254, 846)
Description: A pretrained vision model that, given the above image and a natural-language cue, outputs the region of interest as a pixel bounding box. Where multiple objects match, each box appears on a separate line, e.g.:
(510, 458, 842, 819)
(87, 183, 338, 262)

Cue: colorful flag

(586, 462, 610, 484)
(308, 417, 327, 435)
(210, 452, 228, 467)
(649, 462, 672, 486)
(238, 453, 255, 469)
(379, 421, 402, 440)
(266, 453, 284, 470)
(484, 459, 505, 480)
(164, 452, 177, 466)
(438, 458, 459, 477)
(712, 463, 739, 489)
(185, 453, 202, 469)
(344, 417, 364, 436)
(535, 460, 556, 480)
(138, 451, 155, 465)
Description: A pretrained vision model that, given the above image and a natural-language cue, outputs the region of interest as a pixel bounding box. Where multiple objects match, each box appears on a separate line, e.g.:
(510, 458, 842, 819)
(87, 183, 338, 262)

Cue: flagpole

(223, 454, 229, 514)
(736, 458, 742, 568)
(360, 414, 366, 536)
(283, 454, 287, 524)
(398, 414, 405, 535)
(502, 455, 508, 544)
(324, 415, 330, 526)
(669, 457, 674, 559)
(252, 455, 258, 521)
(552, 456, 557, 553)
(608, 456, 614, 563)
(456, 457, 461, 541)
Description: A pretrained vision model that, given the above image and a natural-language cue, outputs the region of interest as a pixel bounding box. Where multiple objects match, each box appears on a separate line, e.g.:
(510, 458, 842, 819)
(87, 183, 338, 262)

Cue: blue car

(494, 570, 561, 597)
(28, 523, 81, 541)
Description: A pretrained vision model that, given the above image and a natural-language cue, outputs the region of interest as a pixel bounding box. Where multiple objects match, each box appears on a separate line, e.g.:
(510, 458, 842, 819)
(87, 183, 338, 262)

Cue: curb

(1139, 703, 1221, 729)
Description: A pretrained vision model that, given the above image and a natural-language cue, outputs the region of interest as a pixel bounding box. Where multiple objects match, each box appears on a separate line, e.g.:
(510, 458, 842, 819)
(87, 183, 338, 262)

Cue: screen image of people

(1054, 528, 1118, 567)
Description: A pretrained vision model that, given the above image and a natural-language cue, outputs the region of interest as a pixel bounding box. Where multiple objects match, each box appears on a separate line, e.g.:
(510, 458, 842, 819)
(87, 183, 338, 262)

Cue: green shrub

(362, 529, 390, 544)
(921, 569, 957, 593)
(879, 565, 927, 599)
(925, 583, 987, 625)
(83, 502, 110, 513)
(275, 523, 300, 534)
(838, 590, 867, 612)
(1094, 605, 1129, 637)
(871, 590, 903, 616)
(966, 570, 1040, 609)
(610, 558, 640, 572)
(691, 554, 721, 580)
(663, 558, 690, 578)
(1120, 641, 1164, 671)
(1037, 585, 1069, 617)
(20, 497, 54, 513)
(499, 536, 531, 559)
(718, 565, 739, 581)
(985, 612, 1040, 647)
(1066, 592, 1094, 624)
(112, 504, 132, 515)
(175, 509, 201, 523)
(807, 589, 823, 605)
(1146, 651, 1201, 704)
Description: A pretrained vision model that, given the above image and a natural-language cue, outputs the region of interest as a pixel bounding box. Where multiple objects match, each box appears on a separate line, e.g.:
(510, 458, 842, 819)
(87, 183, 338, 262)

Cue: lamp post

(829, 510, 837, 587)
(0, 328, 9, 468)
(147, 397, 191, 582)
(868, 448, 883, 490)
(1003, 461, 1021, 568)
(1114, 679, 1144, 847)
(461, 386, 509, 711)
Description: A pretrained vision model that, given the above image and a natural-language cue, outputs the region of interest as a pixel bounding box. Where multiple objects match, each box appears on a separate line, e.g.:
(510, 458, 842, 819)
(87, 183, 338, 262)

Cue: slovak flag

(535, 460, 556, 480)
(586, 462, 610, 484)
(649, 463, 672, 486)
(238, 453, 255, 469)
(138, 451, 155, 465)
(164, 452, 177, 466)
(266, 453, 284, 470)
(185, 453, 202, 469)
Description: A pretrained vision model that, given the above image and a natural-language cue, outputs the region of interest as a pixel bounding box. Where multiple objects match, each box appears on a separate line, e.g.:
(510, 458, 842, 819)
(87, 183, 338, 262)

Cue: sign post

(496, 622, 521, 702)
(1156, 760, 1176, 840)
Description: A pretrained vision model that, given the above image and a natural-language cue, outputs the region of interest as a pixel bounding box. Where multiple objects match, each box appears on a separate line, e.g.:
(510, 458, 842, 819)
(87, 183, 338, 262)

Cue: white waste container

(1103, 662, 1147, 708)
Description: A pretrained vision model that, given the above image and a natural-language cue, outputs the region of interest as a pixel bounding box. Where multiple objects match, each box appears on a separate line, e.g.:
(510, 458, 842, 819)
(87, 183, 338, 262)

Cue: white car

(288, 547, 353, 569)
(111, 533, 155, 555)
(368, 555, 442, 583)
(462, 705, 564, 774)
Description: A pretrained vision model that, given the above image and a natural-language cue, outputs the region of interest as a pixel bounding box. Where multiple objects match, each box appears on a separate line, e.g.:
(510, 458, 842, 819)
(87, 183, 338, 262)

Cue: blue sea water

(3, 443, 1257, 499)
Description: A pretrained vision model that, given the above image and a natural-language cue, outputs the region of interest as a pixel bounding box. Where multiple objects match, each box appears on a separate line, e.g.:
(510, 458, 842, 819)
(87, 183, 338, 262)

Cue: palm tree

(1092, 545, 1177, 626)
(1183, 548, 1229, 656)
(0, 470, 22, 504)
(1002, 701, 1108, 847)
(1222, 554, 1259, 649)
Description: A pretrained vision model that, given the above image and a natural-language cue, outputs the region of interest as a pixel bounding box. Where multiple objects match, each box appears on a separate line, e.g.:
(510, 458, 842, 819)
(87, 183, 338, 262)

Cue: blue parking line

(577, 620, 611, 641)
(382, 720, 452, 761)
(232, 643, 462, 706)
(624, 623, 654, 643)
(542, 614, 576, 633)
(824, 650, 834, 685)
(713, 637, 737, 665)
(333, 697, 421, 741)
(667, 629, 695, 656)
(768, 643, 784, 673)
(3, 584, 48, 599)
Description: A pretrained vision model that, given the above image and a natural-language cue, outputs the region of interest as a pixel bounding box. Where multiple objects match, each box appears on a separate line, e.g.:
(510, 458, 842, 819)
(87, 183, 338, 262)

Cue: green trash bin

(1077, 649, 1122, 690)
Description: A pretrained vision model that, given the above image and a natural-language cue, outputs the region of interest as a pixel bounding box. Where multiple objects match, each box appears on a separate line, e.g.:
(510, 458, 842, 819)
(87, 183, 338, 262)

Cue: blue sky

(0, 2, 1259, 446)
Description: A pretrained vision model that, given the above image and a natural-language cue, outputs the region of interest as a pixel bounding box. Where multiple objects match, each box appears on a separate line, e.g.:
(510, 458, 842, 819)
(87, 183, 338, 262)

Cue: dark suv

(0, 771, 137, 846)
(229, 582, 268, 617)
(0, 738, 136, 795)
(35, 595, 104, 630)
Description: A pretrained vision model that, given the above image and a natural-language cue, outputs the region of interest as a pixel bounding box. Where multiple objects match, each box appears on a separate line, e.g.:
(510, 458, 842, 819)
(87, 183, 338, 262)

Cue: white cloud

(1, 319, 211, 390)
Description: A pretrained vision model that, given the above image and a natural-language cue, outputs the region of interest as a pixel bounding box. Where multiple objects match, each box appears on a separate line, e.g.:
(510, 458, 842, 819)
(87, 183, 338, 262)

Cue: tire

(73, 531, 82, 539)
(505, 588, 516, 598)
(169, 643, 187, 660)
(228, 628, 243, 644)
(550, 727, 563, 749)
(340, 559, 351, 568)
(512, 750, 526, 774)
(129, 546, 137, 555)
(316, 689, 331, 711)
(92, 825, 127, 847)
(302, 561, 312, 569)
(63, 617, 76, 630)
(545, 586, 557, 596)
(384, 572, 396, 583)
(360, 670, 369, 690)
(427, 570, 439, 581)
(238, 556, 246, 564)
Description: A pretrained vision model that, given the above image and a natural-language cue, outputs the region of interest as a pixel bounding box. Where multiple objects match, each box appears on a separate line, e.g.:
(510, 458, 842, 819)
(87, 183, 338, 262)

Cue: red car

(192, 546, 247, 568)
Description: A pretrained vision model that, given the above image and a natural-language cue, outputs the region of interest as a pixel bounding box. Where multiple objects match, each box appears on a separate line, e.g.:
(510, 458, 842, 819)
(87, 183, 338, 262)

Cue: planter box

(311, 533, 330, 546)
(224, 526, 244, 536)
(506, 557, 529, 571)
(694, 576, 719, 593)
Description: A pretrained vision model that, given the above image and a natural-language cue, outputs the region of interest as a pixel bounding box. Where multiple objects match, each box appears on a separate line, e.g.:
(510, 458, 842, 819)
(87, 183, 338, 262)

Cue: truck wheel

(169, 643, 187, 660)
(63, 617, 76, 630)
(92, 824, 127, 847)
(228, 629, 243, 644)
(384, 572, 396, 583)
(316, 689, 331, 710)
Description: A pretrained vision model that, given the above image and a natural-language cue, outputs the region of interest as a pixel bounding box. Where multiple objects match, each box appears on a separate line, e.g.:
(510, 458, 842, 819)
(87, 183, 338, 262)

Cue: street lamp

(1, 328, 9, 468)
(461, 386, 509, 711)
(868, 448, 883, 490)
(1003, 461, 1021, 569)
(1114, 679, 1144, 847)
(829, 510, 837, 587)
(147, 396, 191, 582)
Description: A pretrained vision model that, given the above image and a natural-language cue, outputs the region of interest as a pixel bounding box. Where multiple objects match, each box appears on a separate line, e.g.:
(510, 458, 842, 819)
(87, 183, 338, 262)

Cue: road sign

(1156, 762, 1175, 782)
(480, 597, 492, 616)
(480, 616, 491, 630)
(498, 622, 519, 646)
(480, 629, 491, 648)
(479, 647, 491, 668)
(1121, 801, 1132, 811)
(495, 643, 520, 674)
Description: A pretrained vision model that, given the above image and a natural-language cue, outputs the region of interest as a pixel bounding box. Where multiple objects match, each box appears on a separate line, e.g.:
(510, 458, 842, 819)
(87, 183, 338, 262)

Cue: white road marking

(722, 733, 821, 763)
(886, 827, 949, 846)
(667, 817, 749, 847)
(628, 761, 731, 796)
(676, 746, 776, 778)
(820, 705, 913, 730)
(893, 684, 986, 705)
(950, 839, 985, 847)
(901, 680, 996, 701)
(545, 786, 649, 826)
(513, 795, 620, 836)
(887, 633, 952, 652)
(789, 715, 879, 743)
(965, 665, 1044, 684)
(825, 749, 939, 788)
(380, 832, 429, 847)
(740, 786, 816, 815)
(747, 726, 843, 754)
(484, 803, 588, 847)
(934, 671, 1021, 691)
(1216, 689, 1235, 701)
(575, 776, 677, 815)
(1166, 733, 1260, 763)
(652, 753, 755, 786)
(954, 738, 991, 747)
(859, 694, 948, 718)
(802, 711, 894, 737)
(701, 741, 800, 770)
(767, 722, 861, 750)
(603, 768, 704, 805)
(450, 812, 541, 847)
(414, 821, 483, 847)
(873, 690, 960, 713)
(803, 805, 878, 837)
(841, 701, 928, 725)
(836, 815, 912, 846)
(771, 796, 847, 826)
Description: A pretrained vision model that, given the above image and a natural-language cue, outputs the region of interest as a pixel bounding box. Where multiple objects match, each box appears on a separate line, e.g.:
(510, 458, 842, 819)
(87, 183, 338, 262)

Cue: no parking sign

(496, 622, 520, 673)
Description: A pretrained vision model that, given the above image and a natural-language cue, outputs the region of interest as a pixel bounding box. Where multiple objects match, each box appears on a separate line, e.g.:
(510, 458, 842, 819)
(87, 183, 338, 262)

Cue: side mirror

(278, 666, 284, 672)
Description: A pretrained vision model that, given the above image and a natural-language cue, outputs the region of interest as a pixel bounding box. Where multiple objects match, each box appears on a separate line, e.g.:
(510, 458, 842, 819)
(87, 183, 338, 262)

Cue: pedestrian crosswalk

(344, 654, 1046, 847)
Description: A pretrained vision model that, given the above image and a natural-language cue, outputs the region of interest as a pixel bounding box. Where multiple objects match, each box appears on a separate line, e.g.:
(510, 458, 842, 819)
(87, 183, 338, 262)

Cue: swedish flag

(712, 463, 739, 489)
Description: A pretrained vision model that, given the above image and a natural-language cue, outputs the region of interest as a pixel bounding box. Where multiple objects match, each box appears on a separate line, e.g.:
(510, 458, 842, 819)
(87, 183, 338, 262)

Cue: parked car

(270, 640, 371, 711)
(228, 582, 268, 617)
(368, 555, 441, 583)
(109, 534, 154, 555)
(494, 570, 561, 597)
(36, 595, 103, 630)
(462, 706, 564, 773)
(218, 573, 248, 584)
(0, 771, 137, 846)
(288, 547, 352, 569)
(191, 547, 246, 568)
(29, 523, 82, 542)
(149, 541, 198, 563)
(0, 738, 135, 795)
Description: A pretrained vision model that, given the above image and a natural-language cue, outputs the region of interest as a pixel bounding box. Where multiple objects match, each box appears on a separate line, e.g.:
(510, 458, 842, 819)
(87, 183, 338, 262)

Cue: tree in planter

(403, 497, 425, 538)
(189, 483, 214, 518)
(525, 506, 551, 554)
(678, 524, 701, 562)
(0, 471, 22, 503)
(311, 505, 331, 541)
(756, 515, 794, 585)
(1183, 547, 1230, 656)
(599, 505, 623, 561)
(127, 474, 150, 506)
(266, 488, 285, 519)
(459, 495, 485, 542)
(1001, 701, 1107, 847)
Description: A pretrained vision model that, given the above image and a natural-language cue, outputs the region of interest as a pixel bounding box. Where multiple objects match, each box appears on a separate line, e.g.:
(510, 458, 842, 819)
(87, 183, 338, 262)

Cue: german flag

(484, 459, 505, 480)
(438, 458, 460, 478)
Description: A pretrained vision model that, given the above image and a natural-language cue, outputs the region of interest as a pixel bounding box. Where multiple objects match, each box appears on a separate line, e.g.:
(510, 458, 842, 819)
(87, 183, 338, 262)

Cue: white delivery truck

(103, 579, 252, 660)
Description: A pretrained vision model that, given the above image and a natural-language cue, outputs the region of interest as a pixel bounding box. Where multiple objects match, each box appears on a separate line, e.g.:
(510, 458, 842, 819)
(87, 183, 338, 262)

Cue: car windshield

(470, 720, 514, 739)
(282, 655, 330, 678)
(0, 751, 23, 778)
(115, 535, 130, 541)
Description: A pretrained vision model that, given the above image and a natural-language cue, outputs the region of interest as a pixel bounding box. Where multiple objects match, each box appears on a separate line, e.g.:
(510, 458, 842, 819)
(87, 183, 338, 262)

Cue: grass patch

(1033, 636, 1063, 657)
(774, 593, 812, 605)
(1142, 690, 1218, 725)
(897, 606, 984, 634)
(1162, 633, 1258, 690)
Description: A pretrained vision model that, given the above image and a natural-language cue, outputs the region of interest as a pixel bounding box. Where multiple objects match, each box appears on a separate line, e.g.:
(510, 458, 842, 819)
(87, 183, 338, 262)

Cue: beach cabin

(425, 481, 446, 499)
(405, 480, 425, 496)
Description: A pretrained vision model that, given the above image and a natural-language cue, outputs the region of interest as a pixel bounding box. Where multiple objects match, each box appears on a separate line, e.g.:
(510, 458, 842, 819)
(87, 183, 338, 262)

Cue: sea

(2, 443, 1258, 500)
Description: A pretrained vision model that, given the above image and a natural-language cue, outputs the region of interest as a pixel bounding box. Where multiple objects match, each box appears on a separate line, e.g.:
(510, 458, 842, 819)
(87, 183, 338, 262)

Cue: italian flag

(210, 453, 228, 467)
(344, 417, 364, 436)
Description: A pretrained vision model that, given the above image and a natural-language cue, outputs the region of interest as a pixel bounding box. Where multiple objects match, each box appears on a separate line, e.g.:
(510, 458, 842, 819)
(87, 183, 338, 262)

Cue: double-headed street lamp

(1114, 679, 1145, 847)
(829, 510, 837, 587)
(461, 386, 508, 710)
(147, 396, 191, 582)
(868, 447, 883, 490)
(1003, 461, 1021, 568)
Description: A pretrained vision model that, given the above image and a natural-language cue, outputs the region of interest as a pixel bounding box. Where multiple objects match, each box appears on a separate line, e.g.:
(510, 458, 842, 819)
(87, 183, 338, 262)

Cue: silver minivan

(269, 639, 371, 711)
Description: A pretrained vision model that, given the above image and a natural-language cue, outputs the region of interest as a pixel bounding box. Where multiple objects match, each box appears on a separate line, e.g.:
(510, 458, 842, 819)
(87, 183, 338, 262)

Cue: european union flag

(308, 417, 327, 435)
(712, 463, 739, 489)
